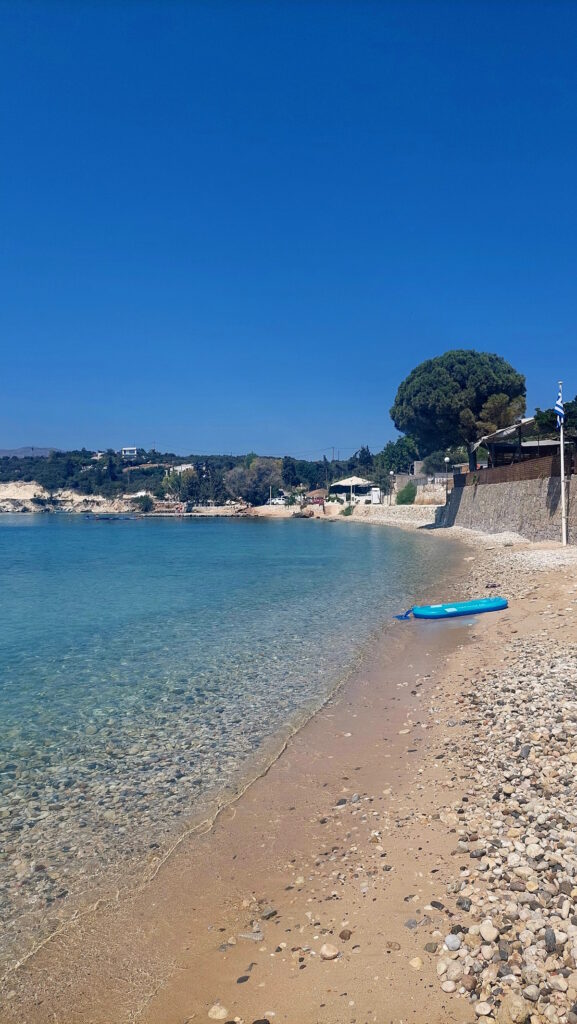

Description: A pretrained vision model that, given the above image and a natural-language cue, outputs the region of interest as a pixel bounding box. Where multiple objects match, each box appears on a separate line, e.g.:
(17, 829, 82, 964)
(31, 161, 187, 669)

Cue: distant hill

(0, 447, 59, 458)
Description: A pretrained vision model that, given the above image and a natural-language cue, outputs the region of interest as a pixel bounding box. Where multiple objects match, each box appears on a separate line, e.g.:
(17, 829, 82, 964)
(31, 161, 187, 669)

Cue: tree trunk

(468, 446, 476, 471)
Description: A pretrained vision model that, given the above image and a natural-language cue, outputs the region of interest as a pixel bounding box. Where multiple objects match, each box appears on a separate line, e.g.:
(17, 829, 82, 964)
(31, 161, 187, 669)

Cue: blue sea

(0, 514, 456, 970)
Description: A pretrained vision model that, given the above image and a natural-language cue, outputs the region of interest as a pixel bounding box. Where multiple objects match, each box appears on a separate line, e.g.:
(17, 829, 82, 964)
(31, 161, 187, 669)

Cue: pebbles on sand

(431, 616, 577, 1024)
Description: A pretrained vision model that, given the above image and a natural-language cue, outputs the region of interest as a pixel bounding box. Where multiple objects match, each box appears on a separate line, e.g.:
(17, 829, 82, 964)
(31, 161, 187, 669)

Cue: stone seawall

(441, 475, 574, 542)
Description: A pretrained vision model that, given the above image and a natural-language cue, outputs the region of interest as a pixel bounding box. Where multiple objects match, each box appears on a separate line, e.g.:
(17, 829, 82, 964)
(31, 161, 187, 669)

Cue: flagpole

(559, 380, 567, 546)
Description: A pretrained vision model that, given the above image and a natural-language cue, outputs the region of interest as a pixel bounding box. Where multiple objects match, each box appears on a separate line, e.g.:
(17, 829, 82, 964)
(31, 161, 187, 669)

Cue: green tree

(422, 446, 468, 474)
(373, 437, 418, 485)
(106, 453, 118, 481)
(224, 458, 282, 505)
(133, 494, 154, 512)
(356, 445, 373, 471)
(534, 395, 577, 436)
(476, 393, 526, 435)
(347, 445, 373, 474)
(282, 456, 298, 489)
(390, 350, 526, 468)
(294, 459, 326, 490)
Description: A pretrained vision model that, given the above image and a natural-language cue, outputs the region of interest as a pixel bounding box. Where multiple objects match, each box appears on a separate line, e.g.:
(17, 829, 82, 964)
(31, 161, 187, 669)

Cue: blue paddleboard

(411, 596, 508, 620)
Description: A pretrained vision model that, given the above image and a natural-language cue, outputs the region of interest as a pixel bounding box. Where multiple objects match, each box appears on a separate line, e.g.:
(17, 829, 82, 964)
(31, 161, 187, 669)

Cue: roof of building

(489, 437, 561, 450)
(472, 418, 535, 452)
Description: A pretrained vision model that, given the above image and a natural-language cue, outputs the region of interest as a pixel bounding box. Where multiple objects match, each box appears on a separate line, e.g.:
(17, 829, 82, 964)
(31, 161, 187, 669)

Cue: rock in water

(496, 993, 531, 1024)
(320, 943, 340, 960)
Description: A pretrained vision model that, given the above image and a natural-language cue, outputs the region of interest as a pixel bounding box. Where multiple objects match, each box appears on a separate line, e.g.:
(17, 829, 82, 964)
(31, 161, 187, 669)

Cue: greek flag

(555, 388, 565, 429)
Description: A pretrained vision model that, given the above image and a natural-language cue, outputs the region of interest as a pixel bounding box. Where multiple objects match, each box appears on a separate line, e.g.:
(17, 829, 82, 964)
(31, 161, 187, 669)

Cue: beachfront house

(472, 418, 576, 470)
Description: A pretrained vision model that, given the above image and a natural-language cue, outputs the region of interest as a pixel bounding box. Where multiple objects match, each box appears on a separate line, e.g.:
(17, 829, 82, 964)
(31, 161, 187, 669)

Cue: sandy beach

(2, 525, 577, 1024)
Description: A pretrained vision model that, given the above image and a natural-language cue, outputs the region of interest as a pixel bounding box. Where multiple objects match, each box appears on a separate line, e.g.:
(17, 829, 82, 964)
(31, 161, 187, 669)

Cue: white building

(120, 447, 138, 461)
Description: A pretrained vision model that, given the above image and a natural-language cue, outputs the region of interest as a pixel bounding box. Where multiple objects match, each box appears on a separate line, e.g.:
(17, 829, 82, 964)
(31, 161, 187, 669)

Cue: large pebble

(320, 943, 339, 960)
(208, 1006, 229, 1021)
(525, 843, 543, 859)
(479, 920, 499, 943)
(495, 993, 530, 1024)
(446, 962, 463, 982)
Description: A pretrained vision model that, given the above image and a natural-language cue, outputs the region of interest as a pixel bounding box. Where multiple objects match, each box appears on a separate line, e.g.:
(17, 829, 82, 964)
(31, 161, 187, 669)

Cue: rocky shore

(424, 544, 577, 1024)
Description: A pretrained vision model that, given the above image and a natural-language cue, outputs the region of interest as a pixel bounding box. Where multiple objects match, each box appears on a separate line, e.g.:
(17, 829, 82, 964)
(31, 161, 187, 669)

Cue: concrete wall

(414, 482, 447, 505)
(440, 476, 573, 543)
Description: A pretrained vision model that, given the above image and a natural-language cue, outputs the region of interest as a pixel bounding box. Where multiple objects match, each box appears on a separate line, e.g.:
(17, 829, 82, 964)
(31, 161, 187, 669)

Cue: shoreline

(2, 528, 577, 1022)
(0, 518, 461, 1000)
(0, 525, 471, 1023)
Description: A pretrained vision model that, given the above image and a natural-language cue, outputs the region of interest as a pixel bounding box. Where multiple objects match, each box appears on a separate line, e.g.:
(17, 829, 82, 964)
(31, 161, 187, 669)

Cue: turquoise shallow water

(0, 514, 455, 970)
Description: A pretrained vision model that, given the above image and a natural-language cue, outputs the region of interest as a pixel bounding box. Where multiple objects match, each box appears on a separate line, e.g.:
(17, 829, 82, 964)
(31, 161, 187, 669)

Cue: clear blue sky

(1, 0, 576, 457)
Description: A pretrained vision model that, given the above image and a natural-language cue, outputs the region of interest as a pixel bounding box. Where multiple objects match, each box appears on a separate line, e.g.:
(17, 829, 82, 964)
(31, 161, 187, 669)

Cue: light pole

(389, 470, 394, 506)
(444, 456, 450, 501)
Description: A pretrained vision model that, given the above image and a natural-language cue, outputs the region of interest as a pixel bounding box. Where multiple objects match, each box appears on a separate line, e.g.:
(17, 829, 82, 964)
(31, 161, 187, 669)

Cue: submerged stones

(3, 524, 439, 980)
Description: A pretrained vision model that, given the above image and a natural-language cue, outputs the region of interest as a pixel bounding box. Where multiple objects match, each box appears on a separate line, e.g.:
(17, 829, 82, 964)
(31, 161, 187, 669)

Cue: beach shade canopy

(330, 476, 374, 488)
(471, 417, 535, 452)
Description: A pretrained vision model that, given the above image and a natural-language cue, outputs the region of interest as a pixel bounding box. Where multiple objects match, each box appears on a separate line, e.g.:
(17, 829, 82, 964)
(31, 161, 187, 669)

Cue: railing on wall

(453, 453, 574, 488)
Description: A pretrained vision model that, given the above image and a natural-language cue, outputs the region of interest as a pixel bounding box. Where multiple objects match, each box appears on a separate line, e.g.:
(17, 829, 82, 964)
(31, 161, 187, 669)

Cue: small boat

(411, 596, 508, 620)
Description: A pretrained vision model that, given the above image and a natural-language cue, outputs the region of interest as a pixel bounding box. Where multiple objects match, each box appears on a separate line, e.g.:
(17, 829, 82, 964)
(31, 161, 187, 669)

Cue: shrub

(396, 482, 417, 505)
(133, 494, 154, 513)
(340, 504, 354, 516)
